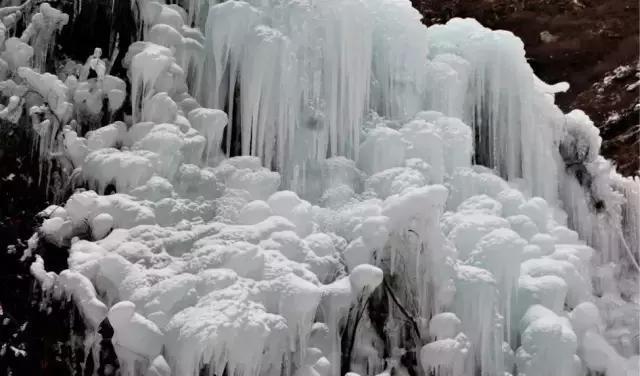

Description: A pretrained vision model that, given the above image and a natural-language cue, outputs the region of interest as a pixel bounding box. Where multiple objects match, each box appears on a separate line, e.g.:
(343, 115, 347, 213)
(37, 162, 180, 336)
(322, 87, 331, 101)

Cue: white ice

(11, 1, 638, 376)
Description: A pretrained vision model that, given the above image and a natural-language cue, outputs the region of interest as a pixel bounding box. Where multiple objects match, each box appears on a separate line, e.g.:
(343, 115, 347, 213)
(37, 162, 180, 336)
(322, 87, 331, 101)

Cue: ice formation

(3, 0, 636, 375)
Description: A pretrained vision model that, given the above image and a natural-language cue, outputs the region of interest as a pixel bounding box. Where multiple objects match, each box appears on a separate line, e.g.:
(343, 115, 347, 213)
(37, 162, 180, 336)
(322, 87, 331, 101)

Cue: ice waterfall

(6, 0, 638, 375)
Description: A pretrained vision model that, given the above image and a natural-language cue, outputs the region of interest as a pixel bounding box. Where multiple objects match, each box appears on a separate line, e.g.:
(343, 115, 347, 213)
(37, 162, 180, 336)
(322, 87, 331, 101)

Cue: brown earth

(413, 0, 639, 176)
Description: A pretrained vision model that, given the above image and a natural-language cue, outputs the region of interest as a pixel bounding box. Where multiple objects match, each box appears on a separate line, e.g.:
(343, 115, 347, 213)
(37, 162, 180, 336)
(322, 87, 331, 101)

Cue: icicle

(467, 228, 525, 343)
(187, 107, 228, 164)
(426, 19, 564, 202)
(200, 0, 374, 180)
(454, 264, 504, 375)
(127, 42, 176, 122)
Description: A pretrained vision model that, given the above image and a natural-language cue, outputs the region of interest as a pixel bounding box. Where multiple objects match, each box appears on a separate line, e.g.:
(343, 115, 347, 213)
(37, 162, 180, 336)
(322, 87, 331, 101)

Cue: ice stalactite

(420, 331, 470, 376)
(147, 22, 205, 99)
(199, 0, 263, 153)
(381, 184, 454, 322)
(368, 0, 428, 121)
(453, 264, 503, 375)
(238, 25, 294, 171)
(467, 228, 525, 342)
(200, 0, 376, 180)
(426, 18, 565, 203)
(187, 107, 228, 164)
(127, 42, 178, 123)
(0, 11, 128, 200)
(20, 3, 69, 71)
(424, 19, 639, 278)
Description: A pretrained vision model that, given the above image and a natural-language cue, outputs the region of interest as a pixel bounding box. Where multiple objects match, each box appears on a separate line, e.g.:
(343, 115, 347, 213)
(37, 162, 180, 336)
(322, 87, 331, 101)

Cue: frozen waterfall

(6, 0, 638, 375)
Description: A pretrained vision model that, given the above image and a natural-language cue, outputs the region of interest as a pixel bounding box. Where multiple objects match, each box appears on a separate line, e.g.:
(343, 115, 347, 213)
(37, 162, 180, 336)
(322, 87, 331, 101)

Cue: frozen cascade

(199, 0, 430, 184)
(3, 0, 635, 375)
(426, 19, 565, 202)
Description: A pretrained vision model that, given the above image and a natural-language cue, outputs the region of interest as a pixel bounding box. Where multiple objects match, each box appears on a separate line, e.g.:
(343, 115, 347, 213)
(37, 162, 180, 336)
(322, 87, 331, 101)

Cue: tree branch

(383, 279, 421, 340)
(341, 292, 371, 374)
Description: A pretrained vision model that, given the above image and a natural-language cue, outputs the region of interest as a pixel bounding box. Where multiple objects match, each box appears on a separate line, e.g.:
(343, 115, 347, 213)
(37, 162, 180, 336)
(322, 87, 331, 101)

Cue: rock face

(414, 0, 639, 176)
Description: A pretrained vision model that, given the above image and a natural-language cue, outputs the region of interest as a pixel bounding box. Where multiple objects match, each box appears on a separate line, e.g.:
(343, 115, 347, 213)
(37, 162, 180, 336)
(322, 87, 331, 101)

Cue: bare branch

(383, 279, 421, 340)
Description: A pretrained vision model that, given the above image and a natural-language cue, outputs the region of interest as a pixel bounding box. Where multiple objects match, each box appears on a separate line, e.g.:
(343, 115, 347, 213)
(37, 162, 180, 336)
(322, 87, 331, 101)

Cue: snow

(14, 0, 638, 375)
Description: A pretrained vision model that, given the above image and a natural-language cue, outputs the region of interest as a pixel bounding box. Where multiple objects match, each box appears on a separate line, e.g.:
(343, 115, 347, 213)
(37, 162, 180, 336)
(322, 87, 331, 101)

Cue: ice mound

(165, 293, 288, 376)
(420, 332, 470, 376)
(31, 105, 639, 376)
(516, 305, 580, 376)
